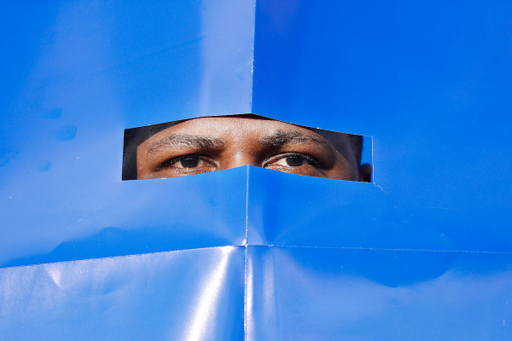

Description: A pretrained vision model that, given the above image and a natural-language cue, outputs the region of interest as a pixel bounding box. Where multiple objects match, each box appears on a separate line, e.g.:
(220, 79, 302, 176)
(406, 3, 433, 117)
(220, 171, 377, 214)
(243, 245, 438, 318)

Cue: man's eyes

(156, 152, 322, 177)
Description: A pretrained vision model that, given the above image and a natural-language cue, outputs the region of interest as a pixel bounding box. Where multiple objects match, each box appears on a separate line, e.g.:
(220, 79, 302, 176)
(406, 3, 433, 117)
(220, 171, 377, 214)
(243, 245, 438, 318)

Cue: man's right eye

(159, 155, 216, 170)
(176, 156, 201, 168)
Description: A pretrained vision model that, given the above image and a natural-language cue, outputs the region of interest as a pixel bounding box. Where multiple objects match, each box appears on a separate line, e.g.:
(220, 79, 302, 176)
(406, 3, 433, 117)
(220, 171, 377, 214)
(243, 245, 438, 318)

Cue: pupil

(286, 156, 304, 167)
(181, 157, 200, 168)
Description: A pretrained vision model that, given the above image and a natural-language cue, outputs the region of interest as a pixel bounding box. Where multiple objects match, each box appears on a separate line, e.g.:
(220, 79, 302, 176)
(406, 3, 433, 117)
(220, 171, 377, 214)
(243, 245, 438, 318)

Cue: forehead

(147, 116, 312, 139)
(141, 116, 353, 151)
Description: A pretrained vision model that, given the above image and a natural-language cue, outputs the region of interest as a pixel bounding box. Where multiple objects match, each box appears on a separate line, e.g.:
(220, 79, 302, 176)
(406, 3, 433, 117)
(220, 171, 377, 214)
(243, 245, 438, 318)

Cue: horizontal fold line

(3, 244, 510, 270)
(0, 245, 244, 270)
(253, 244, 512, 255)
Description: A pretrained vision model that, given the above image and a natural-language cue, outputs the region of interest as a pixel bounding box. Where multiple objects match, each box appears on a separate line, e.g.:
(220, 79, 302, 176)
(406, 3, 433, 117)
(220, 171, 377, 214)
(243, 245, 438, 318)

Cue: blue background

(0, 0, 511, 340)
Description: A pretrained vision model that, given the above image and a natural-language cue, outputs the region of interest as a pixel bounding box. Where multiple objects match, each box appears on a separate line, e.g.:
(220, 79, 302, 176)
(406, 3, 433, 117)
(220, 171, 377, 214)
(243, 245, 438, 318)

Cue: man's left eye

(276, 155, 307, 167)
(269, 154, 319, 168)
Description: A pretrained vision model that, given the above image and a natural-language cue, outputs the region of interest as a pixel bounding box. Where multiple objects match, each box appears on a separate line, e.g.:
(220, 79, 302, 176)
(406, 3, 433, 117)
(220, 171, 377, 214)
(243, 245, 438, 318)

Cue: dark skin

(137, 116, 372, 181)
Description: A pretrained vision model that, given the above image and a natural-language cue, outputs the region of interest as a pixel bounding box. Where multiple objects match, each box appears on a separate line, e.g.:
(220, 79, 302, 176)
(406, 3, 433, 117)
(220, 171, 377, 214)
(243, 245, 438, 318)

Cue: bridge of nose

(218, 132, 266, 169)
(221, 150, 261, 169)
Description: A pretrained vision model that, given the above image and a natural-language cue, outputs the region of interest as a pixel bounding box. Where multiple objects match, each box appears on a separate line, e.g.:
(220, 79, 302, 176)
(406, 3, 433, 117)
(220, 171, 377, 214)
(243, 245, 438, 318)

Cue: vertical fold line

(245, 165, 250, 244)
(244, 165, 250, 341)
(246, 0, 257, 334)
(249, 0, 257, 113)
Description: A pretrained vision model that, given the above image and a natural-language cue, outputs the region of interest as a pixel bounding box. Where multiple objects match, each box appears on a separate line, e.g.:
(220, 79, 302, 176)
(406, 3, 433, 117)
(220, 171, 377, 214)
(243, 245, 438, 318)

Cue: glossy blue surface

(1, 0, 511, 340)
(0, 247, 245, 341)
(247, 246, 512, 340)
(251, 0, 512, 254)
(247, 166, 455, 251)
(1, 168, 247, 268)
(0, 0, 252, 268)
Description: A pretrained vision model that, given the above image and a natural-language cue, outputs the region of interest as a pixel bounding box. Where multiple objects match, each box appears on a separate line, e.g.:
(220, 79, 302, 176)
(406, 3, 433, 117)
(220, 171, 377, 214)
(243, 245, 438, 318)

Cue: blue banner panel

(1, 167, 248, 268)
(247, 246, 512, 341)
(0, 247, 245, 341)
(252, 0, 512, 131)
(0, 0, 255, 268)
(252, 0, 512, 253)
(247, 165, 512, 252)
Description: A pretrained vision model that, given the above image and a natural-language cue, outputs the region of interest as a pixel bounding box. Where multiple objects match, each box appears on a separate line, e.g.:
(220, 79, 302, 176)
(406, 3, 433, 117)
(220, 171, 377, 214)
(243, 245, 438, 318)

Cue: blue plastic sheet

(0, 247, 245, 341)
(1, 0, 512, 340)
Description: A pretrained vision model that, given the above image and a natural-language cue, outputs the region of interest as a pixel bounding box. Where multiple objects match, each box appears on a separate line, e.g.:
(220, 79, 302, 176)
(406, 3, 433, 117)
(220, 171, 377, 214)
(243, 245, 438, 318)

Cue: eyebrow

(147, 133, 225, 158)
(260, 130, 329, 149)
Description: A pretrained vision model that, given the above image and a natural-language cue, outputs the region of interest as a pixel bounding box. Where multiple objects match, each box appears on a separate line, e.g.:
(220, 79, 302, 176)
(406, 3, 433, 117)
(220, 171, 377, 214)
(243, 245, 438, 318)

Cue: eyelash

(158, 154, 213, 170)
(265, 153, 322, 168)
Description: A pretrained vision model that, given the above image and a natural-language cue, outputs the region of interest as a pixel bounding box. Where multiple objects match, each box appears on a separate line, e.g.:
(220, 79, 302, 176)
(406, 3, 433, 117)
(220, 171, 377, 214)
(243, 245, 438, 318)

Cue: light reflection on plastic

(245, 249, 253, 336)
(183, 246, 233, 341)
(246, 248, 279, 339)
(44, 264, 63, 289)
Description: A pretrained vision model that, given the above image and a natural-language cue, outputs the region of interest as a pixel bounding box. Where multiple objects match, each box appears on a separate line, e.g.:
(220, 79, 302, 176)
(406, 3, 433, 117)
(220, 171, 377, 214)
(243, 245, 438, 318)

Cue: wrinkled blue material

(247, 247, 512, 340)
(1, 0, 512, 340)
(0, 247, 245, 341)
